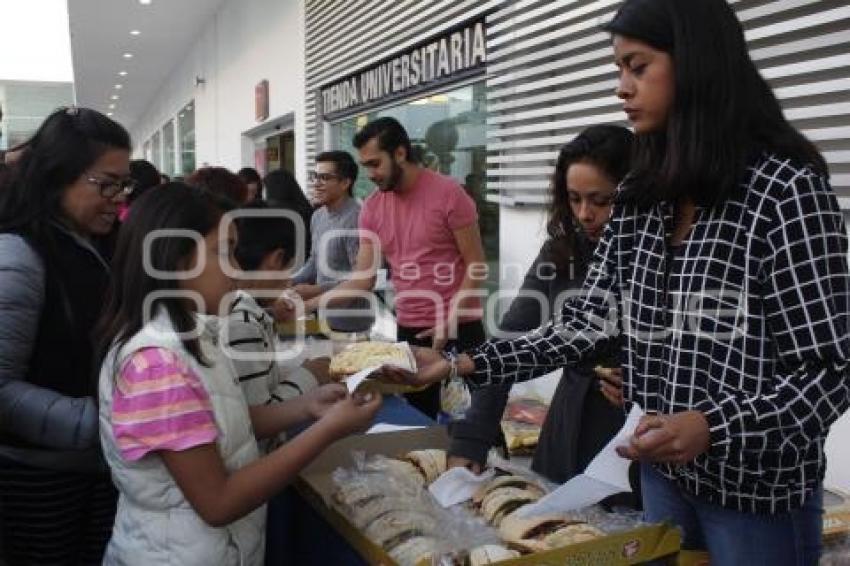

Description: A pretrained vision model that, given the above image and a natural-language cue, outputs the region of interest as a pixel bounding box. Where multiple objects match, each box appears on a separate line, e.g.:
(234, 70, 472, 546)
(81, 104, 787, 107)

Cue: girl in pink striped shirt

(96, 184, 381, 565)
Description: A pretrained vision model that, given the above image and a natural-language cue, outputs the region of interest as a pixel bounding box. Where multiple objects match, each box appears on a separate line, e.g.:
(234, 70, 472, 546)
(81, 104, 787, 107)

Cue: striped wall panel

(485, 0, 850, 204)
(304, 0, 502, 168)
(306, 0, 850, 205)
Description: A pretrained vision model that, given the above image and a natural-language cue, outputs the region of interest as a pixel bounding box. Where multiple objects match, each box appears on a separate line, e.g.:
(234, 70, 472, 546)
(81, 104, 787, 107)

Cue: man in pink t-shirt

(304, 117, 487, 418)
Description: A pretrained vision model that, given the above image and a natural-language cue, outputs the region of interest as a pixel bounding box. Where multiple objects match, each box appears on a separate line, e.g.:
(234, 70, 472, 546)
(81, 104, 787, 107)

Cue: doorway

(264, 130, 294, 176)
(242, 112, 296, 177)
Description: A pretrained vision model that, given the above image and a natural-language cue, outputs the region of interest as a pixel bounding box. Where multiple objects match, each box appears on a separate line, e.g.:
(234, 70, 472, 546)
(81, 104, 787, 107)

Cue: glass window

(178, 101, 195, 175)
(163, 120, 176, 176)
(151, 130, 161, 170)
(330, 82, 499, 303)
(0, 81, 73, 150)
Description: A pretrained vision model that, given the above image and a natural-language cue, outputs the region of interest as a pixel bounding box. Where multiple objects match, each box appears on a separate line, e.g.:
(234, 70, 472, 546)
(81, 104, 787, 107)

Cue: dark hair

(237, 167, 263, 201)
(0, 163, 10, 192)
(547, 125, 634, 270)
(352, 117, 413, 162)
(234, 201, 298, 271)
(97, 183, 233, 367)
(604, 0, 827, 207)
(0, 107, 131, 247)
(127, 159, 161, 204)
(187, 166, 248, 205)
(316, 150, 358, 196)
(263, 168, 313, 254)
(237, 167, 263, 186)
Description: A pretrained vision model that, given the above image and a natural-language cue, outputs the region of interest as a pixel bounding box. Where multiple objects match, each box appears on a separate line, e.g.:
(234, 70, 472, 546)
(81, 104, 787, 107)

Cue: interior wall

(129, 0, 306, 187)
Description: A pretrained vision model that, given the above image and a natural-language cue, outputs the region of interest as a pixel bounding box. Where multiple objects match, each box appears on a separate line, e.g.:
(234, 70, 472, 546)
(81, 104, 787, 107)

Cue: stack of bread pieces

(332, 450, 606, 565)
(469, 473, 604, 559)
(329, 341, 410, 379)
(332, 449, 449, 565)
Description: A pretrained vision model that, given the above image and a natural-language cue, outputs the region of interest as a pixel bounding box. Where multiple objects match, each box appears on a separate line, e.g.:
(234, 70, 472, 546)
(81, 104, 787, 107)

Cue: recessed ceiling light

(139, 0, 151, 4)
(179, 113, 185, 118)
(107, 112, 114, 116)
(123, 53, 133, 59)
(118, 71, 128, 76)
(115, 84, 123, 90)
(111, 95, 120, 100)
(130, 30, 141, 36)
(109, 104, 116, 109)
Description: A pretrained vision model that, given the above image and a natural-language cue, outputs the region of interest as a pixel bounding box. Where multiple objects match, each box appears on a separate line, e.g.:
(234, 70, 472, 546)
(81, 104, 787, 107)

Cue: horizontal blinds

(304, 0, 501, 167)
(306, 0, 850, 205)
(485, 0, 850, 204)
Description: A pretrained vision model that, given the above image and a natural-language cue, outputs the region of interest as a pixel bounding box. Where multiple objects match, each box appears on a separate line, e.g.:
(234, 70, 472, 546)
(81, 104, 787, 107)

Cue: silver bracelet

(442, 349, 459, 380)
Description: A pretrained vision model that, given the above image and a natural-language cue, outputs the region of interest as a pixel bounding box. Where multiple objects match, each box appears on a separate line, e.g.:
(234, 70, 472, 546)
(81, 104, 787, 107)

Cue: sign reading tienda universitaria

(319, 19, 487, 120)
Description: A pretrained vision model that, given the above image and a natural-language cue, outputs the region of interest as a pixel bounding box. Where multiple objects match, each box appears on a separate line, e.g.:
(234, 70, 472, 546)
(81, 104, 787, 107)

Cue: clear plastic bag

(440, 373, 471, 420)
(330, 452, 501, 565)
(500, 396, 548, 455)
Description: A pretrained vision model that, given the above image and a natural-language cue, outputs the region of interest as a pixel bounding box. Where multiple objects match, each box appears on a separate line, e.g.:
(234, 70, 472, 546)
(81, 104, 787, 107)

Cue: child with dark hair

(96, 184, 380, 565)
(226, 201, 324, 430)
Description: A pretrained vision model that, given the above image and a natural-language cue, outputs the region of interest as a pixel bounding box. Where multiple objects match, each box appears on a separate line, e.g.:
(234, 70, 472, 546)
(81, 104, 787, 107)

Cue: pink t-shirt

(111, 347, 218, 461)
(359, 168, 481, 328)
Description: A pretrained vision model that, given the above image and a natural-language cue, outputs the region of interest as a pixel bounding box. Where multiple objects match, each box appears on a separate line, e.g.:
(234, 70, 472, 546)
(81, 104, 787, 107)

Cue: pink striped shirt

(112, 347, 218, 461)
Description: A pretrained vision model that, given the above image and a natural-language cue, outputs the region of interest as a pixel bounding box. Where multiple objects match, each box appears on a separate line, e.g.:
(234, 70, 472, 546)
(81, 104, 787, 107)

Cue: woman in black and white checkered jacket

(398, 0, 850, 563)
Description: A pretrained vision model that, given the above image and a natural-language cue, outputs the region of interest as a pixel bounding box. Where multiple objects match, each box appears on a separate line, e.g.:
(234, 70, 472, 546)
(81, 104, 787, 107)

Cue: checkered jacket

(470, 154, 850, 514)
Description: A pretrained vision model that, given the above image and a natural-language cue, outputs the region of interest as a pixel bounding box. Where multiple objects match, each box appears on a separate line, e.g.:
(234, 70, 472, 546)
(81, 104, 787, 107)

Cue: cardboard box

(296, 426, 681, 565)
(276, 316, 329, 338)
(824, 487, 850, 542)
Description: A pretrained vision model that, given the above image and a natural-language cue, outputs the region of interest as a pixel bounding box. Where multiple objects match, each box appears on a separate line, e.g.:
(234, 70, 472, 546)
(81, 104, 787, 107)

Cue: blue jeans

(641, 464, 823, 566)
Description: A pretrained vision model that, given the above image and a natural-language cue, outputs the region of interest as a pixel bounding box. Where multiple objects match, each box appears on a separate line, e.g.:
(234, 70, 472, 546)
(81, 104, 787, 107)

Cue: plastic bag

(499, 396, 549, 455)
(330, 453, 501, 565)
(440, 373, 471, 420)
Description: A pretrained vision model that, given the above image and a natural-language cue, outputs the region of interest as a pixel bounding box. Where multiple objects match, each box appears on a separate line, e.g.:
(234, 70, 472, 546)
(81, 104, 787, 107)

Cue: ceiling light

(107, 112, 114, 116)
(130, 30, 141, 36)
(111, 95, 120, 100)
(109, 104, 116, 109)
(123, 53, 133, 59)
(115, 84, 123, 90)
(179, 113, 185, 118)
(139, 0, 151, 4)
(119, 71, 128, 76)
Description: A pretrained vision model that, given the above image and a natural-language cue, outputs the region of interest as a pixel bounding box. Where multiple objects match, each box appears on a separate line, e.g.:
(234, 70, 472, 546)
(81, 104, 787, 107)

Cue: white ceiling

(67, 0, 223, 131)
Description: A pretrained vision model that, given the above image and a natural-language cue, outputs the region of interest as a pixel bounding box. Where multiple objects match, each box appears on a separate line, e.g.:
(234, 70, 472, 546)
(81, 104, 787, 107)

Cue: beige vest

(98, 310, 265, 565)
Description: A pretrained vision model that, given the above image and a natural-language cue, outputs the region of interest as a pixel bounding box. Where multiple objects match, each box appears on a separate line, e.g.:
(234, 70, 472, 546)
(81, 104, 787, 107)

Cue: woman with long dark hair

(237, 166, 264, 202)
(448, 126, 635, 489)
(400, 0, 848, 562)
(263, 168, 313, 256)
(0, 107, 133, 564)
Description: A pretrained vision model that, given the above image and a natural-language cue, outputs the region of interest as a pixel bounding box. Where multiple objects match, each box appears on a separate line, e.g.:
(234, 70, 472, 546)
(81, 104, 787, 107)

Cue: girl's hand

(319, 393, 382, 438)
(616, 411, 710, 465)
(303, 383, 348, 420)
(594, 366, 624, 407)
